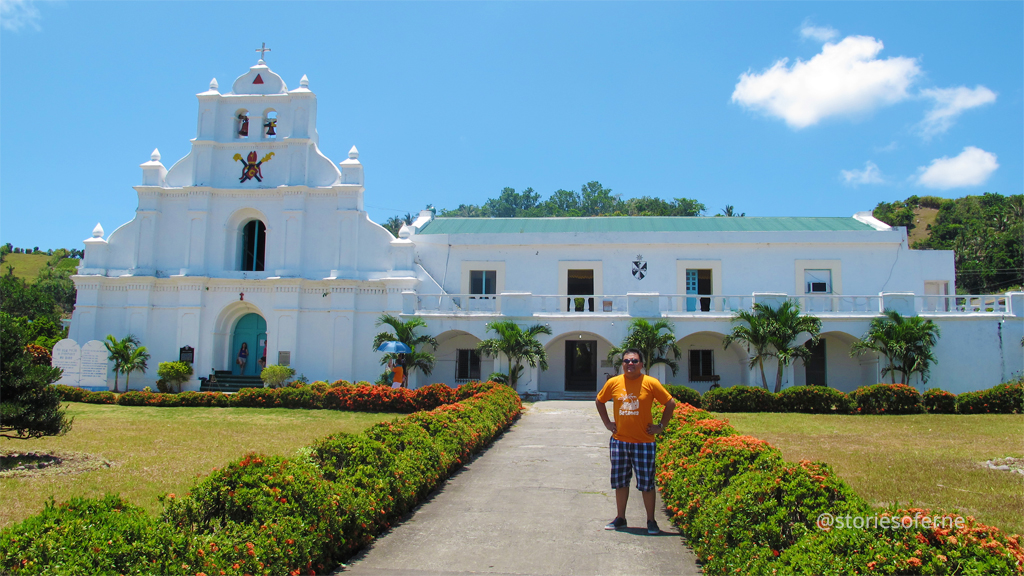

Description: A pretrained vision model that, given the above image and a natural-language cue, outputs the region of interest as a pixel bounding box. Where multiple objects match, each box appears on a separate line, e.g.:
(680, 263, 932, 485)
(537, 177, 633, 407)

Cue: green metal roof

(417, 217, 876, 235)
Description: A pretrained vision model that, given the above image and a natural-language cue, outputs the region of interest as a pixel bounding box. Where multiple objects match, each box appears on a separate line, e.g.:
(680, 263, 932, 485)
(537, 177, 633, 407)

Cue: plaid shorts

(609, 437, 657, 492)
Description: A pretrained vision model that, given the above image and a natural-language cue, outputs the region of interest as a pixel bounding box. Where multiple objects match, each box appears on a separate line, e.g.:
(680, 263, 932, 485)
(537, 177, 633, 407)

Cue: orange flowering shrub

(850, 383, 924, 414)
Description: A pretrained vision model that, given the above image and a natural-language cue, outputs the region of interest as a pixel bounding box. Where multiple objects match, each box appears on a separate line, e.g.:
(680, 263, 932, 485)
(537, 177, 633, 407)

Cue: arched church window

(263, 110, 278, 139)
(236, 110, 250, 139)
(241, 220, 266, 271)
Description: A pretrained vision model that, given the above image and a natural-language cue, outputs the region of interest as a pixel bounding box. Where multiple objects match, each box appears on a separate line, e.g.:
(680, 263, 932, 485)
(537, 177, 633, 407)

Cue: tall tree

(103, 334, 141, 393)
(371, 314, 438, 379)
(0, 312, 73, 439)
(607, 319, 681, 376)
(764, 301, 822, 393)
(722, 303, 777, 390)
(851, 309, 941, 385)
(476, 321, 552, 391)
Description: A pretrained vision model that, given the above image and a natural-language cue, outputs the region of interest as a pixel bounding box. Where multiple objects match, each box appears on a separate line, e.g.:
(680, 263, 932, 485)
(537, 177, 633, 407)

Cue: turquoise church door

(231, 313, 267, 376)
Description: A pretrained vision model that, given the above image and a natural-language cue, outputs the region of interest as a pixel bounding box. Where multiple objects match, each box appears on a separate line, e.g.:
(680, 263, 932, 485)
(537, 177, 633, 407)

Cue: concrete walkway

(337, 401, 702, 576)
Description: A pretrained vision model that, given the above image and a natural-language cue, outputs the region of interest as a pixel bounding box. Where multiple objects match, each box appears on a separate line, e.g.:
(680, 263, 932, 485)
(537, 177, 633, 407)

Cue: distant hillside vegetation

(873, 193, 1023, 294)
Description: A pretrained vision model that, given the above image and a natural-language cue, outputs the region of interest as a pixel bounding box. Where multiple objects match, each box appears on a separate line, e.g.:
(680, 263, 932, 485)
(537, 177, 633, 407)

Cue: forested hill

(873, 193, 1023, 294)
(381, 181, 738, 235)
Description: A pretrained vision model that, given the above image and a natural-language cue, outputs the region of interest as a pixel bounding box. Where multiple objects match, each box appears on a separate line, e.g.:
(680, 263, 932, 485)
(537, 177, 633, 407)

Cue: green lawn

(721, 412, 1024, 536)
(0, 403, 400, 529)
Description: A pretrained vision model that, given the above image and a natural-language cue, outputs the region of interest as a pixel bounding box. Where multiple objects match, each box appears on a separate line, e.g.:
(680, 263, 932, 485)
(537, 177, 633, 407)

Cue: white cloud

(0, 0, 41, 32)
(732, 35, 921, 129)
(916, 146, 998, 189)
(801, 24, 839, 43)
(918, 85, 997, 138)
(875, 141, 898, 153)
(841, 161, 885, 186)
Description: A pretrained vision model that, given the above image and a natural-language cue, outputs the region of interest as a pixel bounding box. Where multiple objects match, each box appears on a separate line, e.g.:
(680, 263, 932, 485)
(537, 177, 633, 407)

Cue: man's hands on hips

(604, 420, 617, 433)
(646, 423, 665, 435)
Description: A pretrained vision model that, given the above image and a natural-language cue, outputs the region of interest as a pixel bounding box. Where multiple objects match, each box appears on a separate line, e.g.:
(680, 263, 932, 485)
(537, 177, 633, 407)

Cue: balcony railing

(406, 292, 1019, 317)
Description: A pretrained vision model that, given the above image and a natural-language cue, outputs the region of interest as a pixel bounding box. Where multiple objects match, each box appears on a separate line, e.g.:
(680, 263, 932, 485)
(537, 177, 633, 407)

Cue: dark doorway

(804, 338, 827, 386)
(241, 220, 266, 271)
(566, 269, 595, 312)
(565, 340, 598, 391)
(685, 269, 712, 312)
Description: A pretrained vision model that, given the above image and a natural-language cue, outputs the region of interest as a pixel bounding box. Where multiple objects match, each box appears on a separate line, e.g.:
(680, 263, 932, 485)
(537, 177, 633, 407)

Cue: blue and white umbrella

(376, 341, 411, 354)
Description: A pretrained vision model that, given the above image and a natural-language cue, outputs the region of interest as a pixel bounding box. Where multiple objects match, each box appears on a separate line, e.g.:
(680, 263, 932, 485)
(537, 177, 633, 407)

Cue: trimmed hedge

(957, 380, 1024, 414)
(55, 382, 469, 414)
(0, 382, 521, 575)
(656, 404, 1024, 575)
(850, 383, 924, 415)
(776, 385, 854, 414)
(664, 384, 701, 408)
(702, 385, 777, 412)
(923, 388, 958, 414)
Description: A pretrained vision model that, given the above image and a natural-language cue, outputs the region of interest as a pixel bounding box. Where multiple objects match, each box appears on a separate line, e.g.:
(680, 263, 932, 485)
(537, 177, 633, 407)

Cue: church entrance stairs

(336, 400, 701, 576)
(200, 370, 264, 393)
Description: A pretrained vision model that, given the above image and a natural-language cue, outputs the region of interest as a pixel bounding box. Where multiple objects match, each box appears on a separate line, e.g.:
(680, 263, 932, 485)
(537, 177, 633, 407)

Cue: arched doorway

(231, 313, 267, 376)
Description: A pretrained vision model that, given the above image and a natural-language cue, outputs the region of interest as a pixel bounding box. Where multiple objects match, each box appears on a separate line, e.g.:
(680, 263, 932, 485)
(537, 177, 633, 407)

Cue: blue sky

(2, 1, 1021, 250)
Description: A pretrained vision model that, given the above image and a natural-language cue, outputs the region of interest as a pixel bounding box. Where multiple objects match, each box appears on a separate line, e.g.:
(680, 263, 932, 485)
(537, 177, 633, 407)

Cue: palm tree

(851, 309, 941, 385)
(607, 319, 681, 376)
(764, 301, 822, 393)
(103, 334, 140, 393)
(122, 345, 151, 391)
(722, 304, 776, 390)
(476, 321, 552, 391)
(371, 314, 438, 379)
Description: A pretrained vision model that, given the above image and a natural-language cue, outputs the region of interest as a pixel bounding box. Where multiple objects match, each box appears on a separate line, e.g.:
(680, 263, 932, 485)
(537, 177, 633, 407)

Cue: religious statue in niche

(233, 151, 275, 183)
(237, 114, 249, 137)
(632, 254, 647, 280)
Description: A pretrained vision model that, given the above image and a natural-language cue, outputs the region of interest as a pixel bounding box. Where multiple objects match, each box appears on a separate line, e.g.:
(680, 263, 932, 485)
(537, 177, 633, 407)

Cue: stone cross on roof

(255, 42, 271, 61)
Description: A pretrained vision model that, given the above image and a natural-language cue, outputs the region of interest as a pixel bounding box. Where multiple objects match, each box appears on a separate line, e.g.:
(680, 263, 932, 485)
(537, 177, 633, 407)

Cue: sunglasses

(622, 358, 641, 364)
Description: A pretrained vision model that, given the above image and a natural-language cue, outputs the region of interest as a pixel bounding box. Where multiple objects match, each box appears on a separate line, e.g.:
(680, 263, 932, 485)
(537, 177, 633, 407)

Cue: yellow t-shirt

(597, 374, 672, 444)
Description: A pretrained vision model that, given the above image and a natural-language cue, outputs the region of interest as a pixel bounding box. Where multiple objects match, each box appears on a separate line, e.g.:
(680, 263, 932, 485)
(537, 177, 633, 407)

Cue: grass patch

(1, 253, 62, 282)
(909, 206, 940, 245)
(0, 402, 399, 529)
(722, 412, 1024, 535)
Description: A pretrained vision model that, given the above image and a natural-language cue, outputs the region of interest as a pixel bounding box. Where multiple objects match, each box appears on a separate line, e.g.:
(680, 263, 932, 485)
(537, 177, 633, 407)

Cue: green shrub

(52, 384, 90, 402)
(310, 380, 330, 393)
(260, 364, 295, 389)
(958, 380, 1024, 414)
(155, 361, 193, 393)
(776, 507, 1024, 575)
(923, 388, 958, 414)
(85, 391, 116, 404)
(330, 379, 352, 388)
(776, 386, 853, 414)
(664, 384, 701, 408)
(702, 385, 777, 412)
(850, 383, 924, 414)
(0, 495, 184, 575)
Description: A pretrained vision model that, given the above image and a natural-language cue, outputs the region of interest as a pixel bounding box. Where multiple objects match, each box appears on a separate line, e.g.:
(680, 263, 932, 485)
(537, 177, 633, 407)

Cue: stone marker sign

(80, 340, 110, 388)
(51, 339, 81, 385)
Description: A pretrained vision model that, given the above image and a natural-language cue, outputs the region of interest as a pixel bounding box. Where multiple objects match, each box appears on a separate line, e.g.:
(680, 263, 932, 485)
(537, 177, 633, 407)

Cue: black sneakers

(647, 520, 660, 535)
(604, 517, 627, 530)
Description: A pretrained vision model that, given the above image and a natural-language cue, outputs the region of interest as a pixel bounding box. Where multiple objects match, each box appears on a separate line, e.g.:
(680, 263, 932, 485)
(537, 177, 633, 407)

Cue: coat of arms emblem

(632, 254, 647, 280)
(234, 151, 275, 183)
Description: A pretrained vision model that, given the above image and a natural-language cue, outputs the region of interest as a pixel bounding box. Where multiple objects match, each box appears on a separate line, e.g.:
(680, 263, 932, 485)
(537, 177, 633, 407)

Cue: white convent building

(70, 58, 1023, 397)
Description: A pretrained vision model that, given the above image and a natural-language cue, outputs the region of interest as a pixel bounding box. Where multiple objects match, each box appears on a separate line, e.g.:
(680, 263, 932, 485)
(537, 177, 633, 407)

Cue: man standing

(596, 348, 676, 535)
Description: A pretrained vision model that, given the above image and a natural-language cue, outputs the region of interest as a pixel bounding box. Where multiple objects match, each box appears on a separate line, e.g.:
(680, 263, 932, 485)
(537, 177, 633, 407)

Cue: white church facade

(70, 58, 1024, 397)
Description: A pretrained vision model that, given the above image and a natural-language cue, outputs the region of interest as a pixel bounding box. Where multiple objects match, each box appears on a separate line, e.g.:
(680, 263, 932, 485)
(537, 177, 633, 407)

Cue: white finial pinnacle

(348, 146, 359, 159)
(300, 74, 309, 87)
(210, 78, 219, 90)
(92, 223, 104, 238)
(257, 59, 266, 66)
(151, 148, 161, 162)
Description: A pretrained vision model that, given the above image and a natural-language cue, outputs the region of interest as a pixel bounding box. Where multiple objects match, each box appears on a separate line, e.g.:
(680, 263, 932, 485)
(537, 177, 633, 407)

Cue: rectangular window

(470, 270, 496, 297)
(688, 350, 715, 381)
(456, 349, 481, 382)
(804, 338, 827, 386)
(686, 269, 712, 312)
(804, 269, 832, 294)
